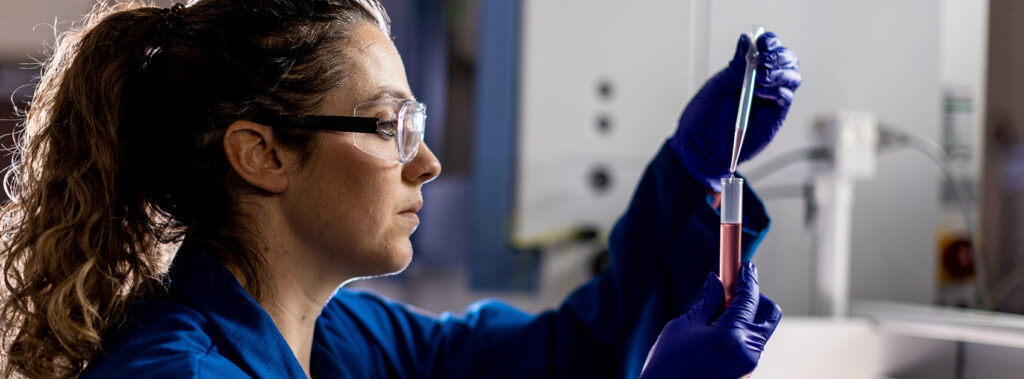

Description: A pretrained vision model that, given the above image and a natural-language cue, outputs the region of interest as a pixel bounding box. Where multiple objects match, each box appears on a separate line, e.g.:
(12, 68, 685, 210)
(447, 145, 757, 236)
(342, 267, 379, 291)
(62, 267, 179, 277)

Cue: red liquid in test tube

(720, 222, 742, 306)
(720, 176, 743, 307)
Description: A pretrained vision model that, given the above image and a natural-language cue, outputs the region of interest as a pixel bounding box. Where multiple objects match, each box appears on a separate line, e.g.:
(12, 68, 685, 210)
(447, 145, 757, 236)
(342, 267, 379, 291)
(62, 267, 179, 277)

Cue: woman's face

(279, 22, 441, 280)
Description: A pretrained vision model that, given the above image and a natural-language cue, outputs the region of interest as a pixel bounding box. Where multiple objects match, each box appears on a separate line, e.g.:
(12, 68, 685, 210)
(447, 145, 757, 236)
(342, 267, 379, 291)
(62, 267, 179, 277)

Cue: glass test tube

(720, 176, 743, 307)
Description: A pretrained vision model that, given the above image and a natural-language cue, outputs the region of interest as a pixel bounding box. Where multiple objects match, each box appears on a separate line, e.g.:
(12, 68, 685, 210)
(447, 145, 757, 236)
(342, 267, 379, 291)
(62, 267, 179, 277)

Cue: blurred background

(2, 0, 1023, 377)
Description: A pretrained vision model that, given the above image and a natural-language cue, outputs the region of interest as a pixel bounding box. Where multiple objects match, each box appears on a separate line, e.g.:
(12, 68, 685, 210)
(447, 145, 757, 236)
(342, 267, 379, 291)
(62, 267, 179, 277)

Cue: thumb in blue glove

(669, 32, 802, 192)
(640, 262, 782, 379)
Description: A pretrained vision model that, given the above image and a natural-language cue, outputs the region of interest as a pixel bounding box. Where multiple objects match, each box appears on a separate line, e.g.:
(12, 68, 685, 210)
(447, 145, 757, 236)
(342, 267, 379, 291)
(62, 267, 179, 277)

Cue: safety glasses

(254, 99, 426, 164)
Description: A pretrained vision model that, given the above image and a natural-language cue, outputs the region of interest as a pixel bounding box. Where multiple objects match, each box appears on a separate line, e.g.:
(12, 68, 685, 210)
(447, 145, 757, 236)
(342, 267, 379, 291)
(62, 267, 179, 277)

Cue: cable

(877, 124, 991, 309)
(753, 183, 809, 201)
(744, 146, 831, 181)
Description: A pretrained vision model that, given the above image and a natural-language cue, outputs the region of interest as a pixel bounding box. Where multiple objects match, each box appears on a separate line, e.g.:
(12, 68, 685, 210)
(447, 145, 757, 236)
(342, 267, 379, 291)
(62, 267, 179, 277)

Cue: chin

(371, 240, 414, 277)
(386, 249, 413, 274)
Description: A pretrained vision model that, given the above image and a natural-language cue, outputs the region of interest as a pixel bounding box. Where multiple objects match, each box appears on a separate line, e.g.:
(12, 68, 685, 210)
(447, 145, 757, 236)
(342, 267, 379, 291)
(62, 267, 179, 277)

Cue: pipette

(721, 26, 763, 306)
(728, 26, 765, 176)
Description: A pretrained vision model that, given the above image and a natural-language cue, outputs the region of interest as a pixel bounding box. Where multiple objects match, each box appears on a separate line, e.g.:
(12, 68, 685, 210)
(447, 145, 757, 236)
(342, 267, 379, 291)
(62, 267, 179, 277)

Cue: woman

(0, 0, 800, 378)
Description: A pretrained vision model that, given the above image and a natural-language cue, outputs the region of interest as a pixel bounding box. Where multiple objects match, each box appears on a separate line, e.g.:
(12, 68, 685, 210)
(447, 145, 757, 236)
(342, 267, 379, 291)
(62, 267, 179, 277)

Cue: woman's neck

(232, 201, 355, 377)
(242, 243, 342, 378)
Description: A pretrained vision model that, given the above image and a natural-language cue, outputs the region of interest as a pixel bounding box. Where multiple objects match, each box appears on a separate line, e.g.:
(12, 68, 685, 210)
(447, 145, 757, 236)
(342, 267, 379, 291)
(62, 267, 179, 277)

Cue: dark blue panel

(469, 0, 538, 291)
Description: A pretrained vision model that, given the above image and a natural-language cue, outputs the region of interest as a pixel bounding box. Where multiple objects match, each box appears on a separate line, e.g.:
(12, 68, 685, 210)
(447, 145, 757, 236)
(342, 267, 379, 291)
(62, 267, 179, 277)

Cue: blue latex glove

(640, 262, 782, 379)
(669, 32, 802, 192)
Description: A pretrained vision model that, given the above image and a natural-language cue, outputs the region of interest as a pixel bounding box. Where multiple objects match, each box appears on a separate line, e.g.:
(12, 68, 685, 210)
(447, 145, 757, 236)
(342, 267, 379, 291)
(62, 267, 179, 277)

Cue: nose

(403, 141, 441, 185)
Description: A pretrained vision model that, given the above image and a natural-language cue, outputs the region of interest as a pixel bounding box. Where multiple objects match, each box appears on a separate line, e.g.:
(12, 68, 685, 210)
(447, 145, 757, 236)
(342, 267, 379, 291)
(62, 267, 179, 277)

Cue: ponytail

(1, 2, 173, 377)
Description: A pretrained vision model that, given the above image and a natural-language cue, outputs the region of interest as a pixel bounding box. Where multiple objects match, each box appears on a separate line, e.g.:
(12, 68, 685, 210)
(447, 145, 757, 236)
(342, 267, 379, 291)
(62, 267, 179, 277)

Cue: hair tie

(159, 3, 186, 31)
(144, 3, 186, 69)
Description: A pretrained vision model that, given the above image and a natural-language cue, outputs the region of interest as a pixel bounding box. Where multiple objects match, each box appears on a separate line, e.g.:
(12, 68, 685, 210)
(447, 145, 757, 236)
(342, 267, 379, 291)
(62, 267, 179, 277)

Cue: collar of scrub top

(169, 241, 307, 378)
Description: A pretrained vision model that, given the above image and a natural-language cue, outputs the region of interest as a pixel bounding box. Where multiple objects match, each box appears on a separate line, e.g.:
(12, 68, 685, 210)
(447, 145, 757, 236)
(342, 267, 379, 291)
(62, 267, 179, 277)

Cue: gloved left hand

(639, 262, 782, 379)
(669, 32, 801, 192)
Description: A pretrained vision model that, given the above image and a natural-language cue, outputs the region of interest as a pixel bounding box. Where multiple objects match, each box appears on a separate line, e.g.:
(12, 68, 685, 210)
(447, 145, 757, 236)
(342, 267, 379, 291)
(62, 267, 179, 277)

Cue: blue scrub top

(81, 142, 770, 378)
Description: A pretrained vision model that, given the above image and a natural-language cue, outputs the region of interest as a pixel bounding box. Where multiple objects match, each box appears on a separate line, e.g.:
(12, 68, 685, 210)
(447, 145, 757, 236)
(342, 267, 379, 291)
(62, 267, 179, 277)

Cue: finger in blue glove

(669, 32, 802, 192)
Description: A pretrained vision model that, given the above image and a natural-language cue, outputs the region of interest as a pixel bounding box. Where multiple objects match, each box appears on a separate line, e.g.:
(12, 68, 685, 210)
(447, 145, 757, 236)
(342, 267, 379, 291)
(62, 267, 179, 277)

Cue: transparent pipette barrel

(720, 176, 743, 306)
(728, 26, 763, 174)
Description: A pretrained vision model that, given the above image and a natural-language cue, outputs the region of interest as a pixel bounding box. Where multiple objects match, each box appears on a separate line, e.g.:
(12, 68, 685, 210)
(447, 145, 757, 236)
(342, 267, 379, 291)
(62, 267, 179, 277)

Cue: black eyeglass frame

(250, 99, 425, 163)
(250, 115, 399, 137)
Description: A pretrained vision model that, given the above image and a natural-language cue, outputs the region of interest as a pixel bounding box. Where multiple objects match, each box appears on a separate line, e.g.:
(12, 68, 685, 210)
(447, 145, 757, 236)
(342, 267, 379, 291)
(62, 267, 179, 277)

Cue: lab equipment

(808, 111, 877, 316)
(720, 176, 744, 306)
(511, 0, 694, 249)
(640, 264, 782, 379)
(728, 26, 765, 175)
(668, 31, 801, 191)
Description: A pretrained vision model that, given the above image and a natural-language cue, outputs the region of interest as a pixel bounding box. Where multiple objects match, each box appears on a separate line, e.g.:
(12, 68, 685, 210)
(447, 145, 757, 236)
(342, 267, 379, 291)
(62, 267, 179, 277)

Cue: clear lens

(350, 100, 425, 163)
(401, 102, 426, 162)
(352, 101, 402, 162)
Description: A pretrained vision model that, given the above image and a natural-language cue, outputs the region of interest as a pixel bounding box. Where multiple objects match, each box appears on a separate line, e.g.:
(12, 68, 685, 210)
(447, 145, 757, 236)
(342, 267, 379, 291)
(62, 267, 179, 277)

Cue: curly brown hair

(0, 0, 389, 377)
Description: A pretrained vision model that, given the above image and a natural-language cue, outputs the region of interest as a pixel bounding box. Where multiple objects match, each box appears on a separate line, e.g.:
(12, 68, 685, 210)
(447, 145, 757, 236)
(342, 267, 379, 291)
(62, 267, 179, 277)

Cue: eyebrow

(367, 87, 414, 102)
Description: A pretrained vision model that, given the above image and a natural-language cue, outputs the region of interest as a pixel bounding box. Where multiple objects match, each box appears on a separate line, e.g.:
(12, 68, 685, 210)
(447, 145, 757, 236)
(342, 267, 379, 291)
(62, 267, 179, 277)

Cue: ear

(223, 120, 292, 193)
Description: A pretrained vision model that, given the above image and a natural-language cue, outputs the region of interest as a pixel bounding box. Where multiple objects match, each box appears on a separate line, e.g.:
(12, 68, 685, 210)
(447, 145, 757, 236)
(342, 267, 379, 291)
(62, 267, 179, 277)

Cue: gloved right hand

(640, 262, 782, 379)
(668, 32, 801, 192)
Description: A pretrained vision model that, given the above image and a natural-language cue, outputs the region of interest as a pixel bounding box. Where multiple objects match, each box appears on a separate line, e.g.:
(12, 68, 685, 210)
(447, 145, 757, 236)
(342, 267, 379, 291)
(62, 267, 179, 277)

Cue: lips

(399, 200, 422, 226)
(400, 199, 423, 215)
